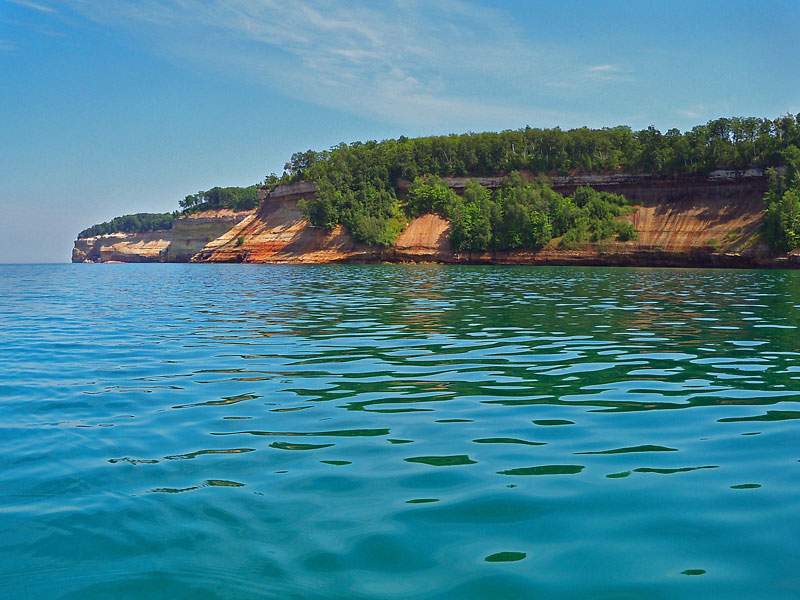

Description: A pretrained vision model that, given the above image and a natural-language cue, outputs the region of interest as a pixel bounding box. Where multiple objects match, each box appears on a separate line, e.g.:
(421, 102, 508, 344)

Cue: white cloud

(7, 0, 57, 13)
(588, 64, 620, 72)
(54, 0, 629, 129)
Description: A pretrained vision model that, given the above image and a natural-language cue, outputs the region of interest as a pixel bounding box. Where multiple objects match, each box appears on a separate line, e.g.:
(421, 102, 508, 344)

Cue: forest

(401, 174, 636, 252)
(763, 163, 800, 252)
(178, 186, 259, 213)
(77, 212, 175, 239)
(79, 115, 800, 251)
(279, 114, 800, 251)
(78, 186, 259, 239)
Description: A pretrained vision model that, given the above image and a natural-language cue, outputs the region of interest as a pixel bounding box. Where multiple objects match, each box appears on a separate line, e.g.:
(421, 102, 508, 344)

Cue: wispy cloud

(677, 100, 734, 123)
(0, 40, 17, 51)
(7, 0, 57, 13)
(55, 0, 630, 129)
(585, 63, 630, 83)
(546, 62, 629, 89)
(678, 105, 705, 119)
(588, 64, 620, 73)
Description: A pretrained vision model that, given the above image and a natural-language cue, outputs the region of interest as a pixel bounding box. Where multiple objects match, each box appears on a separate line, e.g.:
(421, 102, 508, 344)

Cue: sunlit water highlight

(1, 264, 799, 599)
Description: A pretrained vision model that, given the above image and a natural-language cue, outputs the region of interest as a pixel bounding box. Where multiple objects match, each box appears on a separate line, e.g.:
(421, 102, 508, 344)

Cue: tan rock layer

(72, 209, 254, 263)
(195, 172, 799, 268)
(74, 172, 799, 268)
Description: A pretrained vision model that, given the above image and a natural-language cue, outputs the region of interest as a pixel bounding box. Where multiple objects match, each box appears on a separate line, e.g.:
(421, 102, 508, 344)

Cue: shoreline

(74, 170, 800, 269)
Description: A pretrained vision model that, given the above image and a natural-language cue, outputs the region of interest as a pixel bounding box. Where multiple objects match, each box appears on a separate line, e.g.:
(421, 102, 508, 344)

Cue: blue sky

(1, 0, 798, 262)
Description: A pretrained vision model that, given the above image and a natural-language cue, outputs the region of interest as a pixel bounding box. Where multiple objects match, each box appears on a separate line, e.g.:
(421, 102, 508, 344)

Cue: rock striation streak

(193, 171, 798, 268)
(72, 209, 254, 263)
(73, 171, 800, 268)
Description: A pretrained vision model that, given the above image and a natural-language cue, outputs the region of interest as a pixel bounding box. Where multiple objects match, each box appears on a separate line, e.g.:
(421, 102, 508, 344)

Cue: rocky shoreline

(73, 171, 800, 269)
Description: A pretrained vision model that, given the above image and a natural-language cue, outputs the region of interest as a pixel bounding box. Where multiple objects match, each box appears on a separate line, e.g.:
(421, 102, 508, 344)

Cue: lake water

(2, 264, 799, 599)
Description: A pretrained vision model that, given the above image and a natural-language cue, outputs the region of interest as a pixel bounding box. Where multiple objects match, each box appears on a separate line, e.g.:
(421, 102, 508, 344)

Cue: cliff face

(74, 172, 799, 268)
(194, 171, 799, 268)
(191, 182, 372, 263)
(72, 231, 171, 263)
(72, 209, 254, 263)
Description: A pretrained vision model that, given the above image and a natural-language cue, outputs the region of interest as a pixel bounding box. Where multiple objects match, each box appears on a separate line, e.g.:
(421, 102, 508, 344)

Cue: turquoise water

(2, 264, 800, 599)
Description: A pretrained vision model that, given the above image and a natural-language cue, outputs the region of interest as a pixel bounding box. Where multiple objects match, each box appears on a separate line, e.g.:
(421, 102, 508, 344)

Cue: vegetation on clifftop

(78, 185, 259, 239)
(79, 114, 800, 252)
(275, 113, 800, 249)
(179, 186, 259, 213)
(78, 212, 175, 239)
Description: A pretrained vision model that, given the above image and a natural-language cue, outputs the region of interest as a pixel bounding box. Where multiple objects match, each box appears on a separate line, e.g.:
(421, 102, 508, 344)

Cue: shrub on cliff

(762, 160, 800, 252)
(405, 176, 459, 218)
(404, 173, 634, 252)
(447, 180, 494, 252)
(300, 178, 405, 247)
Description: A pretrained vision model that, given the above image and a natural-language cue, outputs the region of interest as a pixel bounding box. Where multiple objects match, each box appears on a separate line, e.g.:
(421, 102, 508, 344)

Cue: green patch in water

(498, 465, 584, 476)
(532, 419, 574, 426)
(577, 445, 677, 455)
(269, 441, 334, 451)
(109, 457, 159, 465)
(320, 460, 351, 466)
(216, 428, 389, 438)
(681, 569, 706, 576)
(485, 551, 526, 563)
(405, 455, 477, 466)
(173, 393, 261, 409)
(406, 498, 439, 504)
(387, 439, 413, 444)
(150, 486, 199, 494)
(149, 478, 245, 493)
(205, 479, 244, 487)
(165, 448, 254, 460)
(473, 437, 545, 446)
(634, 466, 718, 474)
(718, 410, 800, 423)
(606, 471, 631, 479)
(369, 408, 432, 413)
(731, 483, 761, 489)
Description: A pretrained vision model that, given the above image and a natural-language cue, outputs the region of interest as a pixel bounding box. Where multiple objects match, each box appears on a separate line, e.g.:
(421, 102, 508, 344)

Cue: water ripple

(1, 264, 799, 599)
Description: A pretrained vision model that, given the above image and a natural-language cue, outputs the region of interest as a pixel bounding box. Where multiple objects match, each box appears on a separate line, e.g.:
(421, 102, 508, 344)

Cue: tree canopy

(283, 113, 800, 249)
(78, 185, 259, 238)
(762, 147, 800, 252)
(405, 174, 636, 252)
(179, 186, 259, 213)
(77, 212, 175, 239)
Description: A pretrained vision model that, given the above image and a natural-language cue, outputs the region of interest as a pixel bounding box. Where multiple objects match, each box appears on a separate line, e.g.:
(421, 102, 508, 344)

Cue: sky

(1, 0, 798, 263)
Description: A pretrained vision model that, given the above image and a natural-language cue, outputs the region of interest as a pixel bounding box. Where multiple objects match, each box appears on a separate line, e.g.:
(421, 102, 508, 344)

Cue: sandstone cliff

(193, 171, 800, 268)
(191, 182, 370, 264)
(72, 209, 254, 263)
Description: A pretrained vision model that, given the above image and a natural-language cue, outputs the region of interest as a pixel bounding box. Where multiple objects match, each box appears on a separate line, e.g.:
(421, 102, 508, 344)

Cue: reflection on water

(1, 264, 799, 599)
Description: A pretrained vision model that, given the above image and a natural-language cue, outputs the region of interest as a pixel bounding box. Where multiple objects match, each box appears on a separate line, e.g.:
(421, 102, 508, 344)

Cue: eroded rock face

(75, 171, 800, 268)
(195, 172, 798, 268)
(72, 209, 253, 263)
(192, 182, 373, 263)
(71, 231, 171, 263)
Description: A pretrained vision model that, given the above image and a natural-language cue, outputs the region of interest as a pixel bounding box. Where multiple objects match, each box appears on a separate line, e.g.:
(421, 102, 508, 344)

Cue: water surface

(1, 264, 799, 599)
